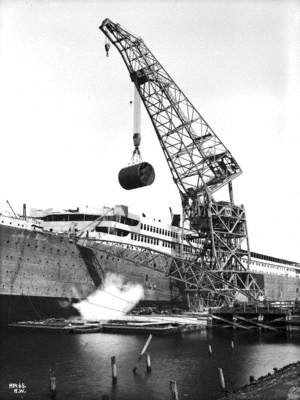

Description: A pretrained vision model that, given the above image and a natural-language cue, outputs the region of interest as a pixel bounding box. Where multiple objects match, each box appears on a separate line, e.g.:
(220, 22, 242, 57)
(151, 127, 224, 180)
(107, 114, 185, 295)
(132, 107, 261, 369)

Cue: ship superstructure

(31, 204, 300, 304)
(30, 206, 201, 257)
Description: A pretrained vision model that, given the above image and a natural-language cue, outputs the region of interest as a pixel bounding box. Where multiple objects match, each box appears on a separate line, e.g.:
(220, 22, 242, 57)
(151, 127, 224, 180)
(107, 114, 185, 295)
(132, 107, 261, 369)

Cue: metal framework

(99, 18, 264, 306)
(78, 239, 262, 307)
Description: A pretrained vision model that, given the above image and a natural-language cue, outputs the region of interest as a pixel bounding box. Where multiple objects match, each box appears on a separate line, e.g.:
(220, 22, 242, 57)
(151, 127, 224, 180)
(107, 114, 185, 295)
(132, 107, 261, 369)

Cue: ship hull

(263, 274, 300, 301)
(1, 223, 299, 324)
(0, 293, 80, 325)
(0, 224, 174, 324)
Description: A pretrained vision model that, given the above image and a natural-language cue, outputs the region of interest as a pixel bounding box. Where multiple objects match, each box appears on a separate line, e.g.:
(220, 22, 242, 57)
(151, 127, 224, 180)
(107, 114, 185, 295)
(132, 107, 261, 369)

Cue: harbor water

(1, 328, 300, 400)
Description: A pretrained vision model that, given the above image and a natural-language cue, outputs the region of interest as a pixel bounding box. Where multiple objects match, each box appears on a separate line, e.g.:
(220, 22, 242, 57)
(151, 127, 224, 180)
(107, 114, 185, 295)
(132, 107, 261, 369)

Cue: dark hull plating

(0, 294, 80, 325)
(0, 224, 173, 323)
(1, 224, 299, 324)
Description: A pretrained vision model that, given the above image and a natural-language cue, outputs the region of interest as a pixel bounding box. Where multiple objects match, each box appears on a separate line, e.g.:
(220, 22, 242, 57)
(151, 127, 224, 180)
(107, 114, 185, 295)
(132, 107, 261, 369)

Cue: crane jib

(99, 18, 242, 200)
(99, 18, 263, 306)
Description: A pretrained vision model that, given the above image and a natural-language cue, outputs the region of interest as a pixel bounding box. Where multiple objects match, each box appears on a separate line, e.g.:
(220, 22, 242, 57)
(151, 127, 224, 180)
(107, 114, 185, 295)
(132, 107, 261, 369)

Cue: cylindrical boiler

(118, 162, 155, 190)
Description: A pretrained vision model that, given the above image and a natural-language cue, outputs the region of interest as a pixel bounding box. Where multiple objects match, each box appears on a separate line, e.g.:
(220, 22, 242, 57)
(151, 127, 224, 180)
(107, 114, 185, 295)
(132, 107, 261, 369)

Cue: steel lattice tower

(99, 19, 263, 306)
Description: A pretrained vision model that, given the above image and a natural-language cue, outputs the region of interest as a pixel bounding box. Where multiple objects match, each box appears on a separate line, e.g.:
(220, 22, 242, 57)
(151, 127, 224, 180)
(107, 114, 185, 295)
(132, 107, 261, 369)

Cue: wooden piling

(230, 340, 234, 350)
(218, 368, 226, 392)
(232, 315, 237, 330)
(169, 380, 179, 400)
(133, 334, 153, 373)
(140, 334, 153, 356)
(249, 375, 255, 383)
(236, 315, 279, 332)
(258, 314, 262, 332)
(111, 356, 117, 382)
(286, 312, 291, 333)
(210, 314, 251, 330)
(49, 367, 56, 398)
(208, 344, 212, 356)
(146, 353, 151, 372)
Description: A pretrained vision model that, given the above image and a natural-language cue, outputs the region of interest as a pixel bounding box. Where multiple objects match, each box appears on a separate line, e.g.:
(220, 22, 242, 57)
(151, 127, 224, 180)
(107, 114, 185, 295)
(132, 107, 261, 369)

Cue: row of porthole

(1, 221, 25, 227)
(3, 257, 78, 268)
(2, 239, 76, 253)
(98, 254, 123, 263)
(3, 256, 81, 266)
(8, 272, 85, 281)
(2, 240, 76, 255)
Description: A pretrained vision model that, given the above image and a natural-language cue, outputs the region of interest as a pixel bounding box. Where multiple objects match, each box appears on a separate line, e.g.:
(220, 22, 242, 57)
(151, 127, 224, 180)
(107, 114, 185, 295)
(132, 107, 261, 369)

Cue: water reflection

(1, 329, 300, 400)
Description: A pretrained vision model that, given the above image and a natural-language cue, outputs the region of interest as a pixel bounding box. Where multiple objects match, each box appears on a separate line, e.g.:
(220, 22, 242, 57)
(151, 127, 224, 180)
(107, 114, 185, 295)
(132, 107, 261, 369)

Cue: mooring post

(169, 380, 179, 400)
(286, 311, 292, 333)
(49, 367, 56, 398)
(258, 314, 263, 333)
(231, 340, 234, 351)
(208, 344, 213, 356)
(111, 356, 117, 382)
(133, 334, 153, 373)
(146, 353, 152, 372)
(218, 368, 226, 392)
(232, 315, 237, 330)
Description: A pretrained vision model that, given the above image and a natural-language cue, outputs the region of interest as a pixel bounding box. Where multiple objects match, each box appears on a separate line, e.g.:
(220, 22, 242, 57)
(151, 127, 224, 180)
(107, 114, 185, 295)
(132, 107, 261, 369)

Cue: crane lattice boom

(99, 18, 264, 306)
(100, 18, 241, 201)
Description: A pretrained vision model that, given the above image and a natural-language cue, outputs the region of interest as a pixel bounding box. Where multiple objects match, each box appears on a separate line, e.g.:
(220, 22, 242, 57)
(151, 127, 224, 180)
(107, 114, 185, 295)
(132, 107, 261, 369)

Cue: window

(96, 226, 129, 237)
(85, 214, 101, 221)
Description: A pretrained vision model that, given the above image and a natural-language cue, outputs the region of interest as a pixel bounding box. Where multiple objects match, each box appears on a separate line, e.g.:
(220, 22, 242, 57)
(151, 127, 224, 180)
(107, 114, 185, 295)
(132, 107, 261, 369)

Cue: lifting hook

(105, 42, 110, 57)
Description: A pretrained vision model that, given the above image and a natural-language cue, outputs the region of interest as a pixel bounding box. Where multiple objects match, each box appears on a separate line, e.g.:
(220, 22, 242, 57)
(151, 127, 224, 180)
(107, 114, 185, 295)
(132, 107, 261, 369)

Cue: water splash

(72, 273, 144, 321)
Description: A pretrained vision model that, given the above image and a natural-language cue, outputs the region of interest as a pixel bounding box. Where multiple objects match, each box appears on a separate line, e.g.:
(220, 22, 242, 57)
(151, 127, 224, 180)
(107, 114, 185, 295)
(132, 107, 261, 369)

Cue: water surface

(1, 328, 300, 399)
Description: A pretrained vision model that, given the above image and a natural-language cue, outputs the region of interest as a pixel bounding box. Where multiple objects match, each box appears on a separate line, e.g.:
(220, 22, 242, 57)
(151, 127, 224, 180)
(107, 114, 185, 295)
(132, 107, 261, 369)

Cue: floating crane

(99, 19, 263, 306)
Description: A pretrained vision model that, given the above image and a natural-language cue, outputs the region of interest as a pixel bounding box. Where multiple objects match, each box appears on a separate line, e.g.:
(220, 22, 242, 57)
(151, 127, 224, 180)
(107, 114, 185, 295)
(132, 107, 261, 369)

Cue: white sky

(0, 0, 300, 261)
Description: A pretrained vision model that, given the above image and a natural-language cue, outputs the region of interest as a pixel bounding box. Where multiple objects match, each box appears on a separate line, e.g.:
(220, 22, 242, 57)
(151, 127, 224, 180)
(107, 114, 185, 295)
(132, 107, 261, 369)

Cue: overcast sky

(0, 0, 300, 261)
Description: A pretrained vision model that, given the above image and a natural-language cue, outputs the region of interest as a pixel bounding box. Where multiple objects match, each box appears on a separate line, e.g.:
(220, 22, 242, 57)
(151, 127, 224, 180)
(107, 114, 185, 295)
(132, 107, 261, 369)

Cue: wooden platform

(101, 320, 205, 335)
(8, 315, 207, 335)
(210, 305, 300, 332)
(8, 318, 102, 333)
